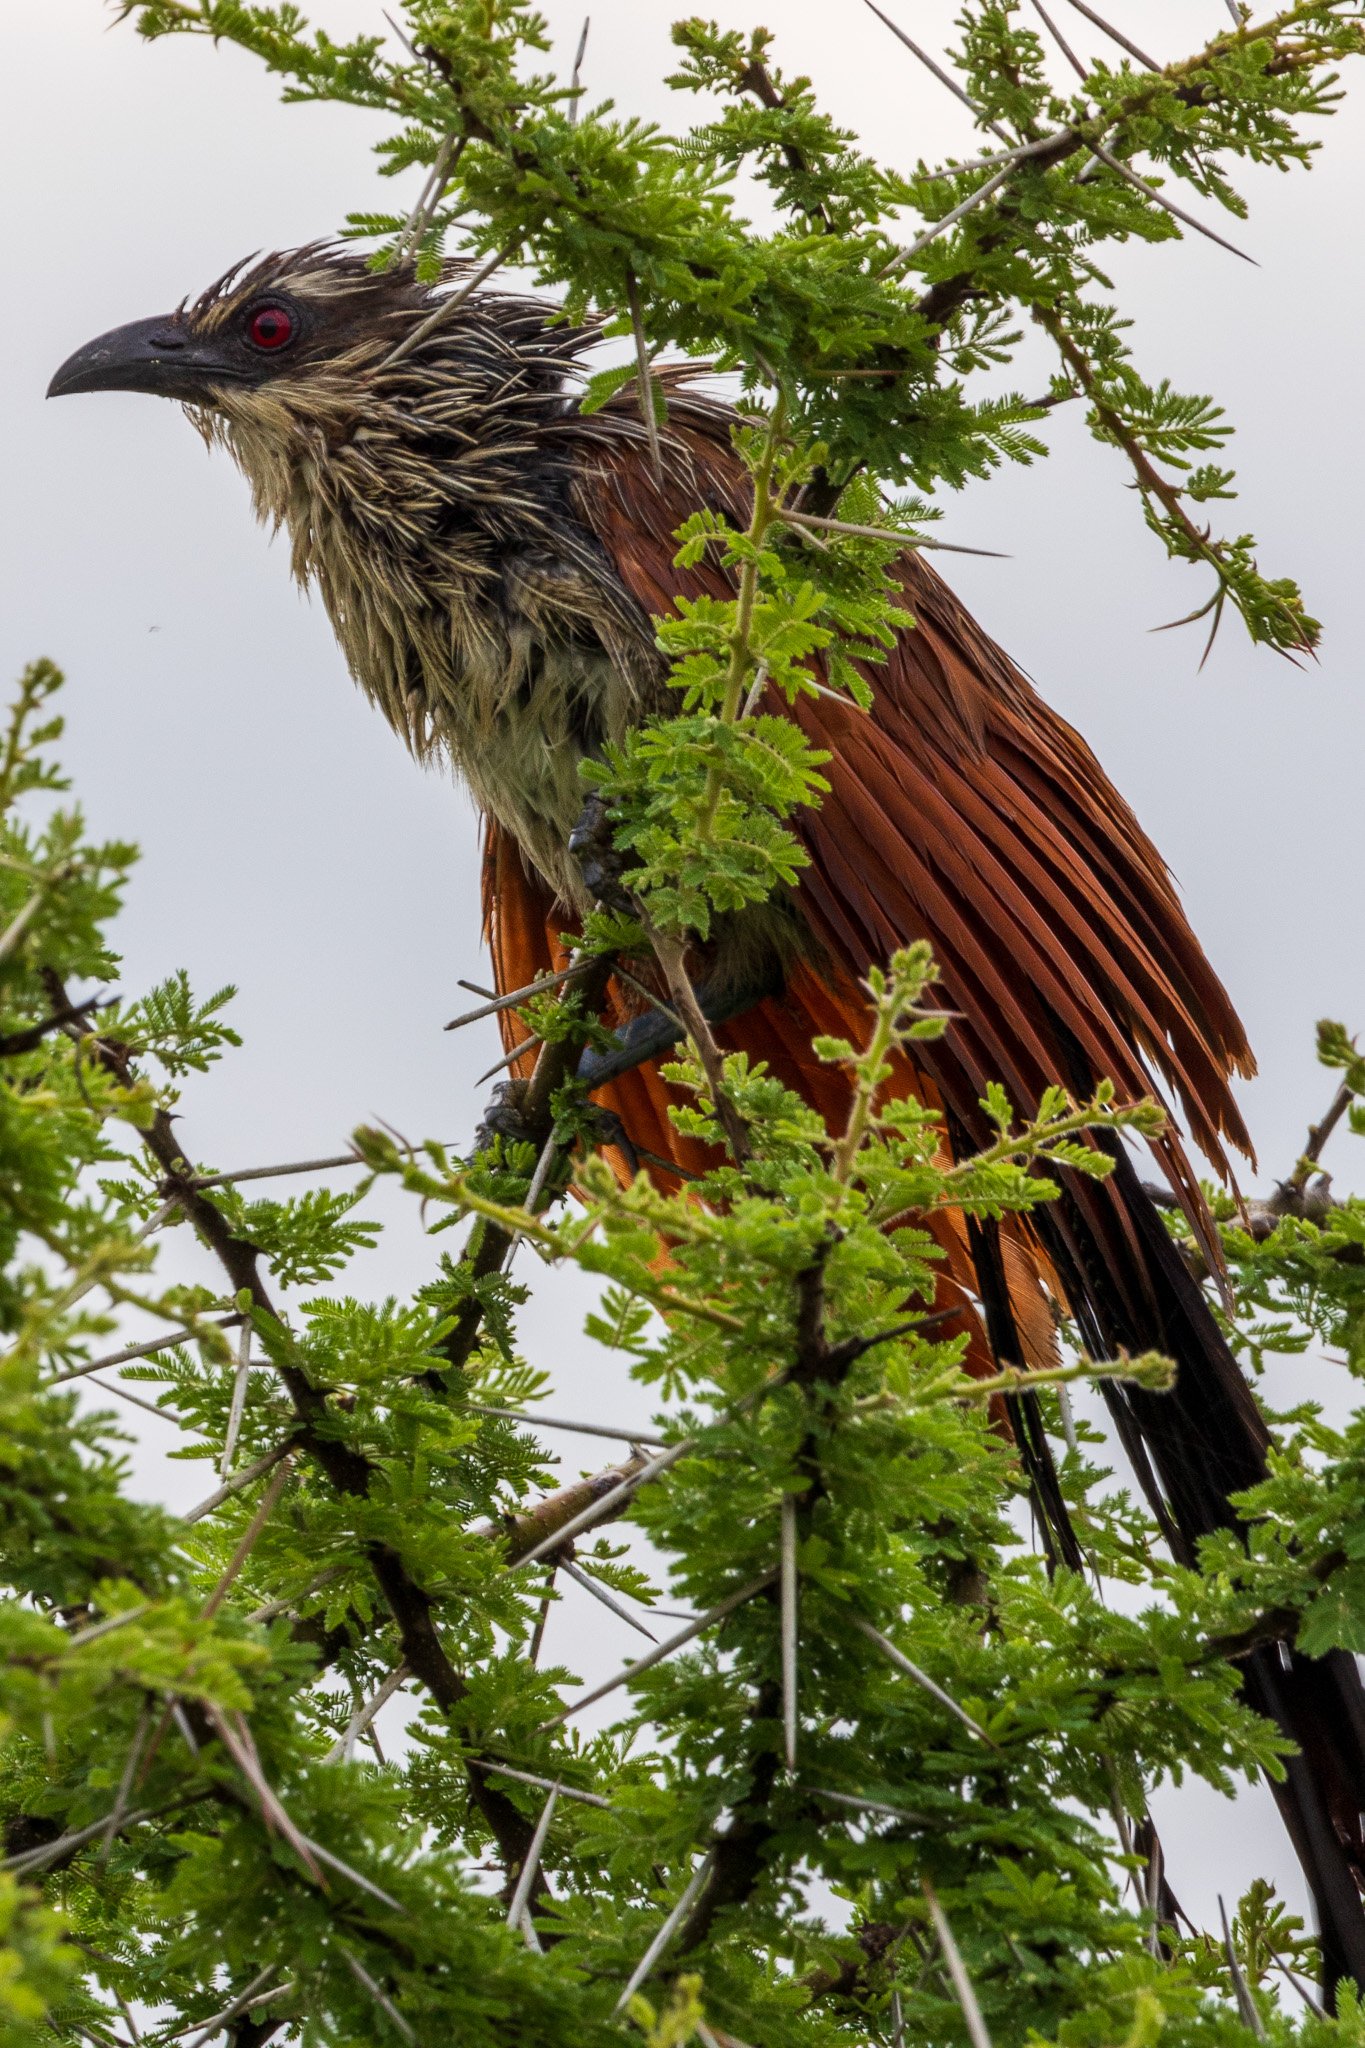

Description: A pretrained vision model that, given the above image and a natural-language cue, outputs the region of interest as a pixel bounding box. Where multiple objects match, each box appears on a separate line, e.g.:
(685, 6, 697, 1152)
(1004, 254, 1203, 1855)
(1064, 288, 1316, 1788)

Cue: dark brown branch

(42, 974, 541, 1878)
(0, 993, 106, 1056)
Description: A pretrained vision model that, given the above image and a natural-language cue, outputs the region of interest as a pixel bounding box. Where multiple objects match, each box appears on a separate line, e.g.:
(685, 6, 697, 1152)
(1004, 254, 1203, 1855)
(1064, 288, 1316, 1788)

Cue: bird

(48, 245, 1365, 1984)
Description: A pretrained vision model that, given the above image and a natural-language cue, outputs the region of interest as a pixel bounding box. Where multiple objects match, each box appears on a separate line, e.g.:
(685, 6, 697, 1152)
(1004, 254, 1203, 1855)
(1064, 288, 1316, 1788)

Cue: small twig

(780, 1495, 799, 1772)
(861, 0, 1011, 141)
(183, 1437, 297, 1527)
(466, 1757, 610, 1809)
(99, 1708, 152, 1865)
(805, 1785, 928, 1822)
(853, 1618, 998, 1746)
(1030, 0, 1089, 77)
(463, 1399, 670, 1451)
(4, 1804, 158, 1877)
(82, 1372, 185, 1427)
(191, 1153, 374, 1191)
(567, 15, 590, 124)
(181, 1965, 283, 2048)
(220, 1320, 252, 1478)
(1219, 1896, 1267, 2037)
(646, 927, 750, 1163)
(614, 1853, 716, 2014)
(325, 1663, 411, 1765)
(199, 1455, 297, 1616)
(1088, 140, 1255, 262)
(0, 993, 104, 1057)
(626, 272, 664, 485)
(776, 506, 1006, 557)
(1145, 1828, 1163, 1959)
(923, 1882, 993, 2048)
(48, 1314, 244, 1387)
(382, 244, 512, 369)
(1286, 1081, 1354, 1193)
(203, 1703, 324, 1880)
(0, 886, 49, 968)
(528, 1567, 557, 1665)
(889, 163, 1017, 271)
(541, 1570, 777, 1728)
(445, 960, 594, 1030)
(560, 1558, 658, 1643)
(476, 1033, 544, 1086)
(341, 1950, 416, 2045)
(66, 1603, 151, 1650)
(505, 1784, 559, 1929)
(1058, 0, 1158, 69)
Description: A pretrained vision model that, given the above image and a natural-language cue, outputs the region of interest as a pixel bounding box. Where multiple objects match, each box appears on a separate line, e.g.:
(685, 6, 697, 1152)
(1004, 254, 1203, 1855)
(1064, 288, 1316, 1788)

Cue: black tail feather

(1027, 1144, 1365, 1996)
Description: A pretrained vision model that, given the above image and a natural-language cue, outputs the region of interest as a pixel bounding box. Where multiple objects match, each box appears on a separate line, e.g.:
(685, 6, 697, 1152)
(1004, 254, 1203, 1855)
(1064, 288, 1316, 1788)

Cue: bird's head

(47, 246, 434, 412)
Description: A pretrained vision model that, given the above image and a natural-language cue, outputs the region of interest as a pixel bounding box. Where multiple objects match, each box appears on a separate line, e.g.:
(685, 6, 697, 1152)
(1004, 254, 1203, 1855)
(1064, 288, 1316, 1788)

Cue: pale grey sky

(4, 0, 1364, 1942)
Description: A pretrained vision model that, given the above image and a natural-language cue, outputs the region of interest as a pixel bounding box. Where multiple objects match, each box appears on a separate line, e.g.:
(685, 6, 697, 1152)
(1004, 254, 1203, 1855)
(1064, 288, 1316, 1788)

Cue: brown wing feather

(567, 425, 1254, 1204)
(482, 413, 1250, 1376)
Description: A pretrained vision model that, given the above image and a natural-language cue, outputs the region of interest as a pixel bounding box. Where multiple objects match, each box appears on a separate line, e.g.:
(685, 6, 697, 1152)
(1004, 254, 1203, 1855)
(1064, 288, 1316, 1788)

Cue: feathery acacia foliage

(8, 2, 1365, 2044)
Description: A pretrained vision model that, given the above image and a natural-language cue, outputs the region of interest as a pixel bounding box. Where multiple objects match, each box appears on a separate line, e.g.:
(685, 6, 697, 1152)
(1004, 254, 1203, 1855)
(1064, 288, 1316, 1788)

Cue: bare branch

(505, 1784, 559, 1929)
(567, 15, 590, 124)
(1058, 0, 1158, 70)
(861, 0, 1011, 141)
(626, 272, 665, 485)
(382, 244, 513, 368)
(325, 1663, 411, 1765)
(924, 1882, 994, 2048)
(200, 1457, 297, 1618)
(445, 960, 594, 1030)
(614, 1853, 716, 2014)
(49, 1313, 244, 1387)
(462, 1398, 670, 1450)
(541, 1569, 776, 1728)
(183, 1438, 298, 1527)
(341, 1950, 416, 2045)
(1220, 1895, 1267, 2038)
(560, 1557, 658, 1642)
(780, 1495, 798, 1772)
(852, 1618, 998, 1747)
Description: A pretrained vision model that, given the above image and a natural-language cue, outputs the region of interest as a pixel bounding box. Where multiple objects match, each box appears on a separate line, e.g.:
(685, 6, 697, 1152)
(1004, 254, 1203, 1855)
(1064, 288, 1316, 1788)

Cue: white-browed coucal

(50, 247, 1365, 1981)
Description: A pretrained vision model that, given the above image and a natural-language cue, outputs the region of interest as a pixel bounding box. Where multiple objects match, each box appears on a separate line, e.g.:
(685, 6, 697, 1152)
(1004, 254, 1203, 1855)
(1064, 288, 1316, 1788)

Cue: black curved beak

(47, 313, 240, 401)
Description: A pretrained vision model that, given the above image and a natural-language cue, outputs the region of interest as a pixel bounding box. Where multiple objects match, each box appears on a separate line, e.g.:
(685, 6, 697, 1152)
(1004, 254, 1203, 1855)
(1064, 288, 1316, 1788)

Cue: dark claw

(576, 967, 785, 1091)
(585, 1105, 640, 1175)
(473, 1078, 535, 1156)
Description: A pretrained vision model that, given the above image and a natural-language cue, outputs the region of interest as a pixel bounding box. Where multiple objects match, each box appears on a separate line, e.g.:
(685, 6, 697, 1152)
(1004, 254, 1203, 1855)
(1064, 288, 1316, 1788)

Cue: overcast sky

(5, 0, 1364, 1940)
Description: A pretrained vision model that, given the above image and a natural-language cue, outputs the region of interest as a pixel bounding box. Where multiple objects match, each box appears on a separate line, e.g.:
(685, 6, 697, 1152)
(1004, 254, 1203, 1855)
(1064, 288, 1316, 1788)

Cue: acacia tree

(6, 4, 1365, 2045)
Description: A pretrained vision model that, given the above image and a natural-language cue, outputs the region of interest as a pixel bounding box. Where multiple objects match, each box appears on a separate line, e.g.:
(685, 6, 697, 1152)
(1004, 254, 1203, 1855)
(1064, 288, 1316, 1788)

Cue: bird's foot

(568, 792, 634, 915)
(472, 1077, 535, 1157)
(575, 968, 784, 1091)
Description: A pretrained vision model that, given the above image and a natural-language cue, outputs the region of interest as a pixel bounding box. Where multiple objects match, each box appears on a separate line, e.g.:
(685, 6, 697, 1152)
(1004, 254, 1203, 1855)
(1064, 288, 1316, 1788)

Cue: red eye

(246, 304, 294, 350)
